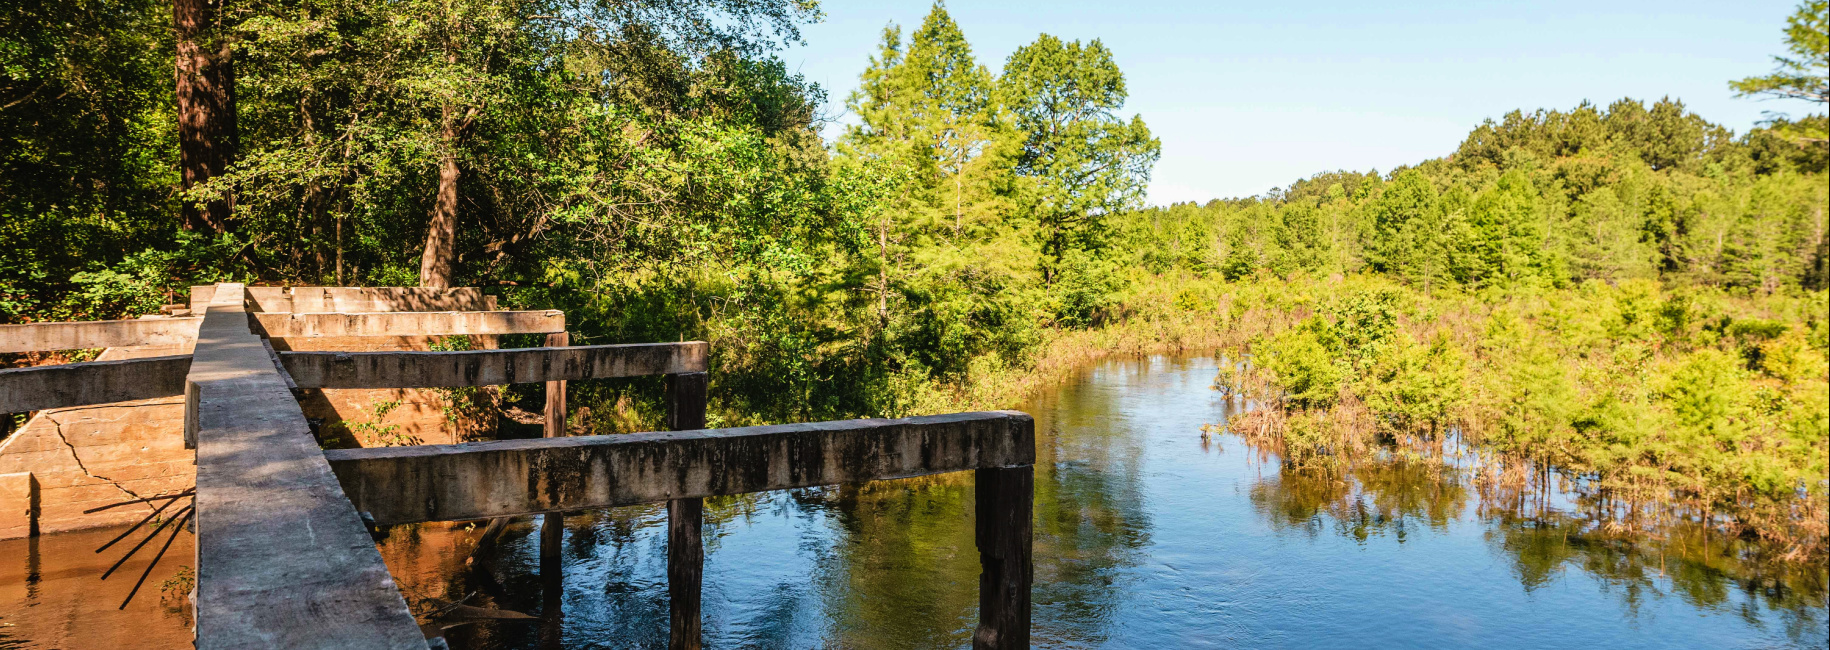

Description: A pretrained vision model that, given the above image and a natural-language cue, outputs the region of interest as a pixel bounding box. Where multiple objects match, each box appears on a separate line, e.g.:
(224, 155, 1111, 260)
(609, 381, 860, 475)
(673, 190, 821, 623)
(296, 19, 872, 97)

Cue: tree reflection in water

(369, 355, 1824, 649)
(1246, 450, 1827, 640)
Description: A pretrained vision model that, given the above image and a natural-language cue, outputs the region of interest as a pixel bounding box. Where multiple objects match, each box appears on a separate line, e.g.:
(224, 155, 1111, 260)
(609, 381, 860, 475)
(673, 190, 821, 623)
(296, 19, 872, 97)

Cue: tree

(1000, 34, 1159, 284)
(1732, 0, 1829, 107)
(213, 0, 823, 287)
(840, 2, 1017, 328)
(1468, 169, 1550, 287)
(1602, 98, 1727, 171)
(175, 0, 237, 234)
(1, 0, 180, 321)
(1369, 169, 1461, 293)
(1732, 0, 1829, 146)
(905, 4, 999, 237)
(845, 3, 1008, 237)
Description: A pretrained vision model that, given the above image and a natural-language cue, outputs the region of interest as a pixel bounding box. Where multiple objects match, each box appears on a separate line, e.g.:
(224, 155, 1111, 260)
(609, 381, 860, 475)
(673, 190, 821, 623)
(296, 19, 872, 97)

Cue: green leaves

(1001, 34, 1160, 282)
(0, 0, 177, 320)
(1220, 272, 1828, 552)
(1259, 315, 1351, 410)
(1730, 0, 1828, 107)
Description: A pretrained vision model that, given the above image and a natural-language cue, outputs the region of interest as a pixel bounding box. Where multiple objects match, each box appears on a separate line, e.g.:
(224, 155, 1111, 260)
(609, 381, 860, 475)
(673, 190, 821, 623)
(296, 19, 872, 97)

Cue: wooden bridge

(0, 283, 1035, 649)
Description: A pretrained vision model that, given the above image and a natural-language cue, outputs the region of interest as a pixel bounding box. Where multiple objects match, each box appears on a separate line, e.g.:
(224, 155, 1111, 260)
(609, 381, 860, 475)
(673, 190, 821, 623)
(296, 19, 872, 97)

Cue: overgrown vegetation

(1210, 276, 1827, 561)
(2, 0, 1825, 562)
(1147, 3, 1830, 563)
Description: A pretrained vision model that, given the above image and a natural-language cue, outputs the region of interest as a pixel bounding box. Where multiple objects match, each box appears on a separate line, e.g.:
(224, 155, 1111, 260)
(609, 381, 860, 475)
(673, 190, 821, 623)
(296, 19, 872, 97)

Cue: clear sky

(780, 0, 1818, 204)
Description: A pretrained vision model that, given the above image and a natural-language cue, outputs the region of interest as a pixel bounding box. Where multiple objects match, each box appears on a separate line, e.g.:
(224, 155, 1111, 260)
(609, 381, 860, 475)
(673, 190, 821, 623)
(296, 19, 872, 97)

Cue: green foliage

(159, 564, 196, 603)
(1118, 97, 1827, 297)
(1259, 316, 1350, 409)
(1215, 274, 1830, 558)
(1000, 34, 1161, 283)
(1, 0, 179, 322)
(1731, 1, 1828, 108)
(331, 399, 414, 448)
(1733, 1, 1830, 171)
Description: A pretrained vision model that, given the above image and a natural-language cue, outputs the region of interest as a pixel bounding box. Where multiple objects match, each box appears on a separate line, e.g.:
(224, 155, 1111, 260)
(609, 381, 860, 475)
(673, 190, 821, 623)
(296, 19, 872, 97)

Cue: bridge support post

(541, 331, 568, 622)
(665, 371, 707, 650)
(543, 332, 569, 438)
(974, 465, 1033, 650)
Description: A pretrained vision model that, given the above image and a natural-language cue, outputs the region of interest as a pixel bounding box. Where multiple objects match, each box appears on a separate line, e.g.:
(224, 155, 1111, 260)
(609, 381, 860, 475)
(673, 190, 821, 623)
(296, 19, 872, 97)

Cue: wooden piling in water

(541, 331, 568, 622)
(974, 465, 1033, 650)
(665, 371, 708, 650)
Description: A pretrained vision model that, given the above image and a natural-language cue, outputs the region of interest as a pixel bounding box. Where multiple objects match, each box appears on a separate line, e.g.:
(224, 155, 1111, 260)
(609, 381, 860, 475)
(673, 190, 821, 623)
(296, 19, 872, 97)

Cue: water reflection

(1244, 445, 1827, 645)
(377, 354, 1826, 649)
(1249, 458, 1469, 544)
(0, 524, 195, 649)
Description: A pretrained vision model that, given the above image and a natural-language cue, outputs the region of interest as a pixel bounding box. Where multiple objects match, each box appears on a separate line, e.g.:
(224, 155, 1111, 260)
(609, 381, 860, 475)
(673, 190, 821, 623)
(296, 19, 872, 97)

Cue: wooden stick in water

(102, 503, 193, 580)
(120, 507, 194, 609)
(96, 495, 186, 554)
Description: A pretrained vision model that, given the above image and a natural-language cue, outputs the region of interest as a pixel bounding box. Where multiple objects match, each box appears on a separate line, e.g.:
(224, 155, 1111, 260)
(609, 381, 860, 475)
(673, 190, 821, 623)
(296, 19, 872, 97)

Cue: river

(381, 354, 1828, 648)
(1, 354, 1823, 648)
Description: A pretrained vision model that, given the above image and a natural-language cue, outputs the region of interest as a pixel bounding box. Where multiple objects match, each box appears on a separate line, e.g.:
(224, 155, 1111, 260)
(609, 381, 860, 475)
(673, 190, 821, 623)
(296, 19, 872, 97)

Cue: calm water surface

(381, 354, 1828, 649)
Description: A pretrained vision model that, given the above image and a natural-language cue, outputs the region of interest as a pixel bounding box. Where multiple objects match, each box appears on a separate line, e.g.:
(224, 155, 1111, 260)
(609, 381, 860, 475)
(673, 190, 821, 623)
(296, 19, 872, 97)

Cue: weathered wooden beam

(0, 355, 191, 413)
(279, 342, 709, 389)
(666, 372, 707, 432)
(187, 283, 425, 649)
(253, 310, 562, 338)
(0, 317, 201, 353)
(324, 411, 1035, 526)
(973, 465, 1033, 650)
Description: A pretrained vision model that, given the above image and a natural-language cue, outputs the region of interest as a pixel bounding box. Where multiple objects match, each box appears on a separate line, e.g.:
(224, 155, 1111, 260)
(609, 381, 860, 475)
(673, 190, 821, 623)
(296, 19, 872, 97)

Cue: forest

(3, 0, 1826, 561)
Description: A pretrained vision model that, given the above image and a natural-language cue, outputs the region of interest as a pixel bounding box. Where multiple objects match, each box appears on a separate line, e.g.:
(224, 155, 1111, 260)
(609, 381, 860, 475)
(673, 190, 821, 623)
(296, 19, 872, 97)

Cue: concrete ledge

(279, 342, 709, 389)
(195, 285, 493, 313)
(253, 310, 563, 338)
(324, 411, 1035, 525)
(0, 355, 192, 413)
(269, 335, 445, 352)
(0, 318, 201, 353)
(0, 472, 35, 538)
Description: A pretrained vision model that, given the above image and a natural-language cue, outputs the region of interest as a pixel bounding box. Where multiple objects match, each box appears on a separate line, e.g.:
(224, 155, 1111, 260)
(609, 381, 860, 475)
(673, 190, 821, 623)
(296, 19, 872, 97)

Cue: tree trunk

(420, 115, 460, 289)
(954, 166, 963, 237)
(175, 0, 236, 234)
(877, 216, 890, 323)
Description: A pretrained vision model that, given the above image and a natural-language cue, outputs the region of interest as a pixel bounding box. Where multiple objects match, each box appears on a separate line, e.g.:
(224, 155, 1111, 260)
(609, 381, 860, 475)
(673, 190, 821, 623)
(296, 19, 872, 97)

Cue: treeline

(3, 0, 1825, 447)
(3, 0, 843, 320)
(1119, 98, 1827, 295)
(0, 0, 1162, 427)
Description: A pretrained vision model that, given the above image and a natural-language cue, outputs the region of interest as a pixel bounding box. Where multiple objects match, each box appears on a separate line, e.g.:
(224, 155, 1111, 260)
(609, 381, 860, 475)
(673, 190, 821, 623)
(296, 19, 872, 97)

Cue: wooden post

(544, 332, 569, 437)
(665, 371, 706, 431)
(665, 371, 707, 650)
(541, 331, 568, 626)
(539, 514, 564, 649)
(540, 512, 563, 580)
(666, 497, 703, 650)
(973, 465, 1033, 650)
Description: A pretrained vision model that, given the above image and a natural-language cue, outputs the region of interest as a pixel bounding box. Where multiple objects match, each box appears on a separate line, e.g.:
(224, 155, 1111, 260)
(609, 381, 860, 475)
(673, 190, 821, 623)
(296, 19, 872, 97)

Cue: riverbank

(1205, 274, 1829, 564)
(486, 267, 1829, 567)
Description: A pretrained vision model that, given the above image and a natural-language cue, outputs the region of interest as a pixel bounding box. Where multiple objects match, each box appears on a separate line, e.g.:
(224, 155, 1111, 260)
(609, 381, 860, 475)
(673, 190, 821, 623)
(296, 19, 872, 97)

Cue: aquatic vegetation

(1214, 275, 1830, 563)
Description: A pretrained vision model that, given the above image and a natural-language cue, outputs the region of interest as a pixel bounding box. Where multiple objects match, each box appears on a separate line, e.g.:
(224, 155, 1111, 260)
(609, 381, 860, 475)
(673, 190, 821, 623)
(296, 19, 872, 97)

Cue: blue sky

(780, 0, 1818, 204)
